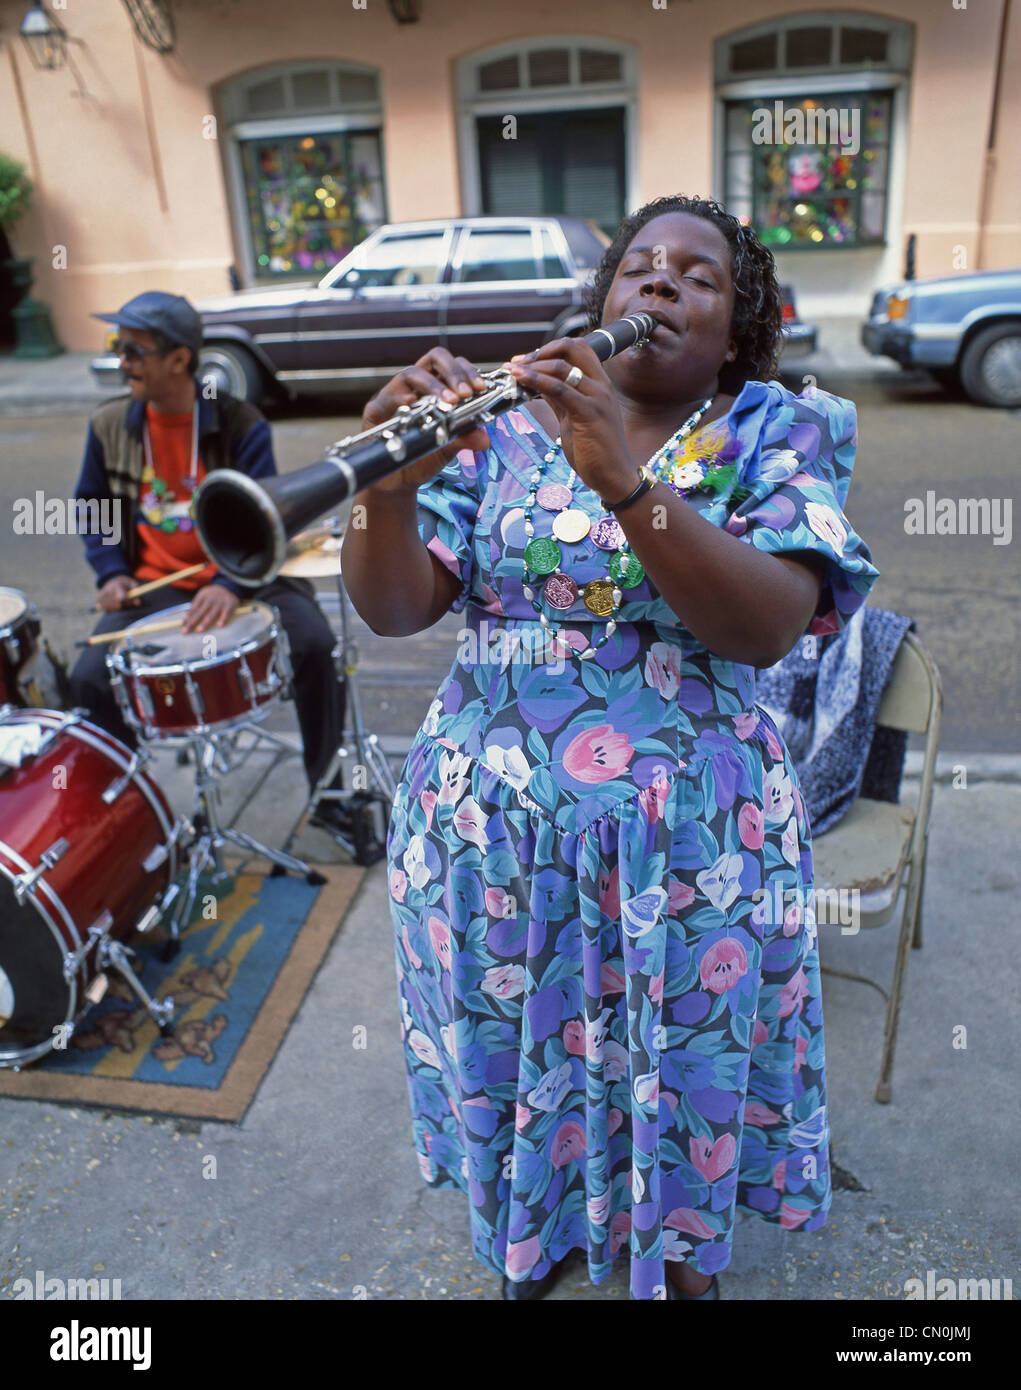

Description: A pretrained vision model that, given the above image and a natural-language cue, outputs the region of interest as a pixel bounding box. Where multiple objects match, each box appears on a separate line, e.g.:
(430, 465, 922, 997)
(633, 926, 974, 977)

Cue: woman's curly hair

(586, 195, 785, 394)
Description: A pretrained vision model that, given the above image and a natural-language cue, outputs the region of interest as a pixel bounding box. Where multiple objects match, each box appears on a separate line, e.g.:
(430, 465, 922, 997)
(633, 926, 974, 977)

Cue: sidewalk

(0, 317, 906, 416)
(1, 708, 1018, 1301)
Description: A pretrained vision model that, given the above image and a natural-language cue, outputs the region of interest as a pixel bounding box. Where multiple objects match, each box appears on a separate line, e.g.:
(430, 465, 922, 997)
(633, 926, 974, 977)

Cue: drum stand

(164, 729, 326, 959)
(284, 533, 397, 867)
(65, 915, 176, 1037)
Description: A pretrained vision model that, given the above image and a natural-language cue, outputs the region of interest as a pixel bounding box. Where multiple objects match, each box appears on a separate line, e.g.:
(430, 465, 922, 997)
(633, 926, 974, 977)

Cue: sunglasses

(112, 338, 168, 363)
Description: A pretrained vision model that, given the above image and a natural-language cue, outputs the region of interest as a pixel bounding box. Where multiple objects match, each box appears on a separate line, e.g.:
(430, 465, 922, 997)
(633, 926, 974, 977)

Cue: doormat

(0, 865, 363, 1122)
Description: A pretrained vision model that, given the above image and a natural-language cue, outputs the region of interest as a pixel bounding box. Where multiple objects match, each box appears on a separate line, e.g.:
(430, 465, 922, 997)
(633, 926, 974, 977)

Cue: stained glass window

(724, 92, 892, 249)
(240, 131, 385, 278)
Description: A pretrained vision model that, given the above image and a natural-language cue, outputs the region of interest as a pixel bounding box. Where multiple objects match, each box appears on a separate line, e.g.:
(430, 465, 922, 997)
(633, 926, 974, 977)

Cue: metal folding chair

(812, 630, 943, 1103)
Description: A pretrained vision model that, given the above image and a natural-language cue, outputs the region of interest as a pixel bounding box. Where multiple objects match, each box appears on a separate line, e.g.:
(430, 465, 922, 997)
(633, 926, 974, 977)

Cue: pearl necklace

(520, 397, 716, 662)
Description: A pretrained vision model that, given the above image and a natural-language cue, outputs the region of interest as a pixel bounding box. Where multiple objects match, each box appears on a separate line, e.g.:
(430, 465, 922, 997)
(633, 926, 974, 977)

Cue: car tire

(958, 321, 1021, 408)
(198, 342, 265, 404)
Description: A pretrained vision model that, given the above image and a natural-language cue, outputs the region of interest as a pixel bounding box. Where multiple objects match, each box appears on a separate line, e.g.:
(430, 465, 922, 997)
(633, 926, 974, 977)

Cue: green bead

(524, 536, 562, 575)
(160, 518, 177, 532)
(152, 478, 167, 496)
(609, 551, 645, 588)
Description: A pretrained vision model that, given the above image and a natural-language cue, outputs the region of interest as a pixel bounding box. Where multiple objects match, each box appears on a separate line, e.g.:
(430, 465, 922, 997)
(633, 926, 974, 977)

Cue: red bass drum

(0, 708, 180, 1068)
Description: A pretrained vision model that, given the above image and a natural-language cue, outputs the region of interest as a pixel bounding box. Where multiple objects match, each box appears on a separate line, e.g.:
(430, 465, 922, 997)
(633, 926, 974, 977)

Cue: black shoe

(502, 1261, 565, 1301)
(665, 1272, 719, 1300)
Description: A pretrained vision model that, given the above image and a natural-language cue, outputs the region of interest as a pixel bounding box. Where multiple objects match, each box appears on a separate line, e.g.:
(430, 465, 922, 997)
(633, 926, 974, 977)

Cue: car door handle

(405, 291, 441, 302)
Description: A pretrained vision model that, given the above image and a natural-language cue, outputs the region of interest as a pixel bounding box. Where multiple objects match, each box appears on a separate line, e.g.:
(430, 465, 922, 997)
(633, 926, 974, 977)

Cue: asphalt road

(0, 371, 1017, 751)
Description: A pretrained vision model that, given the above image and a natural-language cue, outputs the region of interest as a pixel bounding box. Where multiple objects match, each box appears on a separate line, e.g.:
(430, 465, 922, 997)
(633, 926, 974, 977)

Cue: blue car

(862, 268, 1021, 407)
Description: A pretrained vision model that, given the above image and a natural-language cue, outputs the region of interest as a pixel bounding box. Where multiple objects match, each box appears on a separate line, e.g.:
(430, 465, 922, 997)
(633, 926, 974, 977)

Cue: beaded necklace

(140, 403, 200, 533)
(521, 398, 732, 662)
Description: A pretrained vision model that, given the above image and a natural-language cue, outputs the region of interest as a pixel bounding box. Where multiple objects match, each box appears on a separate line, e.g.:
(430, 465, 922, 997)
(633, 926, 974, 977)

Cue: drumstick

(76, 604, 254, 647)
(125, 564, 208, 599)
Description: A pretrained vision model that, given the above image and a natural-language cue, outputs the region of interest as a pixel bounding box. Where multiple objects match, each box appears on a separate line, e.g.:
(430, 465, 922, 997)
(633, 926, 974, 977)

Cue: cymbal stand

(285, 527, 396, 864)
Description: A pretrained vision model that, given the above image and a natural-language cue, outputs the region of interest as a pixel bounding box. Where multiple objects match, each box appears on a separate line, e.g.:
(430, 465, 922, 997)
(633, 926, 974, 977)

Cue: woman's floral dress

(385, 378, 878, 1299)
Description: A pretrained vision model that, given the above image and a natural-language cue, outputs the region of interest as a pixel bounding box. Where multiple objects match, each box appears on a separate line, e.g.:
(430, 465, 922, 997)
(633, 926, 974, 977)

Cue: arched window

(458, 39, 636, 238)
(219, 61, 387, 282)
(715, 14, 912, 251)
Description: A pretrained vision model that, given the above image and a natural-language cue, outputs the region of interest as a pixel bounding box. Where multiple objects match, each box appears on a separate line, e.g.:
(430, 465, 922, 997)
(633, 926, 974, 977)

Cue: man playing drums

(68, 291, 349, 833)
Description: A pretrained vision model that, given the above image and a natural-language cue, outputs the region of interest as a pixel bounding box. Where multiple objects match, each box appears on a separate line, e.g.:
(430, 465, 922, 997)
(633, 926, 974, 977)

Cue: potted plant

(0, 150, 62, 356)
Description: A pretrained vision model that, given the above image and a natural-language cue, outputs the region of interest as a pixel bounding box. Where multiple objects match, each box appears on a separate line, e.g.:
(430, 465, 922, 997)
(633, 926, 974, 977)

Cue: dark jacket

(74, 383, 275, 596)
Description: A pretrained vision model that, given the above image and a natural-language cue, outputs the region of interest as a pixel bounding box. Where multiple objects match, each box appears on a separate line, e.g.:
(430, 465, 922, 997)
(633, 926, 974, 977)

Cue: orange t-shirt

(134, 405, 217, 589)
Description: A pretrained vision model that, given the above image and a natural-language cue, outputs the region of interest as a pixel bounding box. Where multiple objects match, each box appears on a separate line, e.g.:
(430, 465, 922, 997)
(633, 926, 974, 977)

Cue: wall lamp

(19, 3, 68, 70)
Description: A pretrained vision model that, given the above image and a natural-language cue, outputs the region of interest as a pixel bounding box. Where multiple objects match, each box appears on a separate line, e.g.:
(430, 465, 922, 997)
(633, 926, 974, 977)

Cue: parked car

(91, 215, 818, 402)
(862, 268, 1021, 407)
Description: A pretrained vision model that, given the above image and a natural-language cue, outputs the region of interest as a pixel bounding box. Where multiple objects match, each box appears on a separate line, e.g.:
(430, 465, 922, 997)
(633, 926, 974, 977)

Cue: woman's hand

(359, 348, 493, 495)
(505, 338, 637, 503)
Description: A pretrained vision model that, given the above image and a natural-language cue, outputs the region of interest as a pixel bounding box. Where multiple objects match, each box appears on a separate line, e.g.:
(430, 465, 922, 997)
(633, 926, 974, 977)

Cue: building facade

(1, 0, 1018, 350)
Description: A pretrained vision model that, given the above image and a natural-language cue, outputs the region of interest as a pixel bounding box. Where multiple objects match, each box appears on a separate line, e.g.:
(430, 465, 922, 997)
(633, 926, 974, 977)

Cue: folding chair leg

(911, 839, 930, 950)
(875, 871, 925, 1103)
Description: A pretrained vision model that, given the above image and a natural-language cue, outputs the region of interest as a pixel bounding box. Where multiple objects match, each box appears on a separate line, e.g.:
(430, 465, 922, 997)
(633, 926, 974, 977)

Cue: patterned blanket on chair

(755, 606, 914, 836)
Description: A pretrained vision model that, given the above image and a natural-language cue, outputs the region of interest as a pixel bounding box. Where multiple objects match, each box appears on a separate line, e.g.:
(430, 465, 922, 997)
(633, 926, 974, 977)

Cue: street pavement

(0, 333, 1018, 1304)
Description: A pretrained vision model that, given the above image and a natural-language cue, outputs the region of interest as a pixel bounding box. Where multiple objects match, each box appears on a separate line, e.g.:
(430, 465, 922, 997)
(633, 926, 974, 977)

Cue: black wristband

(603, 470, 656, 514)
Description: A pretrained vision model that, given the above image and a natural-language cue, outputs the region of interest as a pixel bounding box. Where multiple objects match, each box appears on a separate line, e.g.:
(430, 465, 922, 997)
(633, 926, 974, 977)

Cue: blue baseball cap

(93, 291, 203, 357)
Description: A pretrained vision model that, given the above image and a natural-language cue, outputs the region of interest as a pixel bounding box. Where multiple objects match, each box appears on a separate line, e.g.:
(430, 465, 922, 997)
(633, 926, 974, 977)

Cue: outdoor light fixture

(19, 3, 68, 70)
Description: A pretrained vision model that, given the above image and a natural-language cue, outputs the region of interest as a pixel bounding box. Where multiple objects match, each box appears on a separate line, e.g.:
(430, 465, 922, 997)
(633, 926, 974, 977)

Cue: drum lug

(137, 684, 156, 721)
(102, 750, 143, 804)
(62, 909, 113, 982)
(136, 880, 181, 934)
(276, 627, 294, 692)
(141, 841, 169, 872)
(14, 836, 70, 904)
(184, 669, 205, 720)
(237, 657, 257, 705)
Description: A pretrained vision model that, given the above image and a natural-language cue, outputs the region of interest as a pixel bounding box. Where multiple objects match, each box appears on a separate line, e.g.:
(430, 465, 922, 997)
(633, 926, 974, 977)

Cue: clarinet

(193, 312, 656, 587)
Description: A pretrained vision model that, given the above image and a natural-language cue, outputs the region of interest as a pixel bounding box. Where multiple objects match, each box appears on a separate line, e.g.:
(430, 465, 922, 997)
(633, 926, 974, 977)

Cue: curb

(0, 395, 114, 417)
(903, 751, 1021, 785)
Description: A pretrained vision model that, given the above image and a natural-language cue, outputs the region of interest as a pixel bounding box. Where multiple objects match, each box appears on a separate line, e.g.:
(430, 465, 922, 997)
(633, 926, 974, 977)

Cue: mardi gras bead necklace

(521, 397, 726, 661)
(140, 404, 200, 533)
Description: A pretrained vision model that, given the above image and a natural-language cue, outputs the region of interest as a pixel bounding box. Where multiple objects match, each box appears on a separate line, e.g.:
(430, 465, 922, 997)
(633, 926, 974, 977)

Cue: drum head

(0, 875, 71, 1061)
(113, 601, 275, 666)
(0, 588, 27, 631)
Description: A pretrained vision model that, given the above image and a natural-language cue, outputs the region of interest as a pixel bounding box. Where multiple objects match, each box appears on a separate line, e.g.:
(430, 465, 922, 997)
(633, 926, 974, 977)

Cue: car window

(356, 232, 446, 287)
(455, 229, 539, 283)
(559, 217, 610, 272)
(539, 228, 569, 278)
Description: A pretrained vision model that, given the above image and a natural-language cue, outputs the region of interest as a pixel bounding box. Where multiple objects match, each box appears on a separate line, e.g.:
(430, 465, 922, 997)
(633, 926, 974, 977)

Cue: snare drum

(0, 708, 180, 1067)
(0, 587, 41, 707)
(107, 601, 291, 740)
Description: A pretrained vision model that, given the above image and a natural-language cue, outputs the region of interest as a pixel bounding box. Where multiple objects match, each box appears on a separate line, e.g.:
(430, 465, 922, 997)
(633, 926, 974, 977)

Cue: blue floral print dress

(385, 378, 878, 1300)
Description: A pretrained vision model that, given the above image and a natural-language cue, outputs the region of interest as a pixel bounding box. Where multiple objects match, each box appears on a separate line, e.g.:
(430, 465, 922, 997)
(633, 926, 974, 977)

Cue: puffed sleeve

(724, 385, 879, 635)
(415, 446, 484, 614)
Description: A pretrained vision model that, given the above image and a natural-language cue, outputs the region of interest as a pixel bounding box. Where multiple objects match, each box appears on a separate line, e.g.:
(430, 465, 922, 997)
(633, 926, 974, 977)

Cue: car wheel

(959, 322, 1021, 407)
(198, 342, 264, 404)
